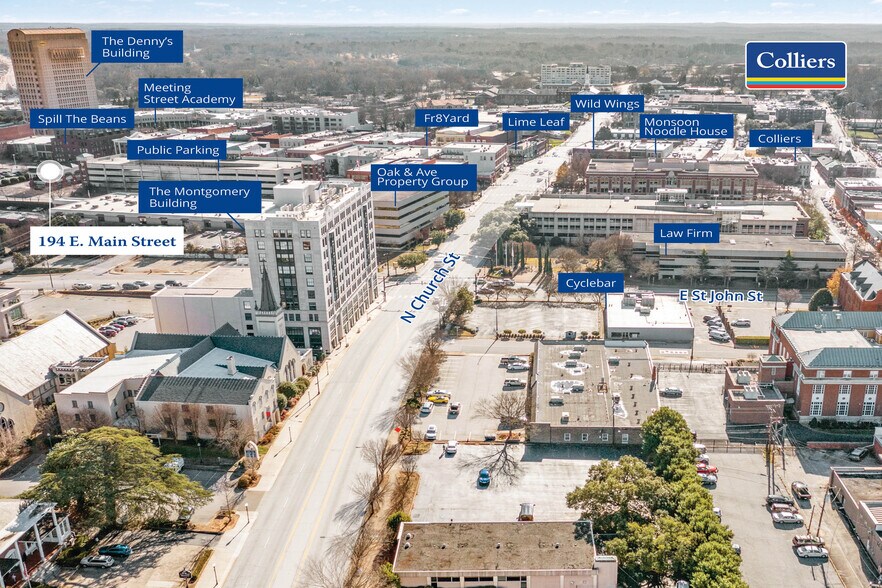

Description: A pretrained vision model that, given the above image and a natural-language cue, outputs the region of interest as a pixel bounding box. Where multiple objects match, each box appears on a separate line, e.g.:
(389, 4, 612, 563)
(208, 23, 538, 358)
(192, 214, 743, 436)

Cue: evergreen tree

(697, 249, 712, 283)
(777, 250, 799, 287)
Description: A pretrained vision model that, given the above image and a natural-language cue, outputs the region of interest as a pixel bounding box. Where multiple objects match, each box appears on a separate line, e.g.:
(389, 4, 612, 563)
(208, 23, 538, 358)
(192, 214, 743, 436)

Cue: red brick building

(767, 311, 882, 423)
(583, 158, 759, 198)
(723, 364, 785, 424)
(839, 261, 882, 312)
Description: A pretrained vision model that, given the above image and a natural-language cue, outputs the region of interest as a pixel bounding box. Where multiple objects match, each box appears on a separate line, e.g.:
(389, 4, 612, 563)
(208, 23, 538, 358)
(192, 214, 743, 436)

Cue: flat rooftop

(533, 341, 657, 429)
(392, 521, 595, 573)
(833, 468, 882, 504)
(529, 197, 806, 222)
(54, 193, 276, 219)
(59, 351, 179, 395)
(633, 232, 844, 254)
(785, 328, 872, 355)
(585, 159, 756, 175)
(606, 293, 693, 330)
(87, 154, 301, 171)
(188, 267, 253, 290)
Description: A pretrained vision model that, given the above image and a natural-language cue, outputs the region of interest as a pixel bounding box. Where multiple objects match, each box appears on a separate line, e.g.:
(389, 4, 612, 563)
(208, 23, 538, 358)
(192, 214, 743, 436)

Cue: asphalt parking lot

(35, 529, 213, 588)
(708, 452, 844, 588)
(468, 302, 600, 339)
(416, 349, 532, 442)
(655, 371, 728, 440)
(410, 444, 627, 523)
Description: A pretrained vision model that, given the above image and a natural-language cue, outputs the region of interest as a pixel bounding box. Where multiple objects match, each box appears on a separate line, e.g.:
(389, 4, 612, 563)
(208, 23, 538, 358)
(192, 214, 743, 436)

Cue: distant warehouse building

(528, 340, 657, 446)
(392, 521, 618, 588)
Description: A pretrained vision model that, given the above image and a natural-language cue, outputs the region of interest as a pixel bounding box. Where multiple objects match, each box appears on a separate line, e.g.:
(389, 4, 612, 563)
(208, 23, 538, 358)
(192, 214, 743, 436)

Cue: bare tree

(459, 443, 523, 484)
(206, 406, 235, 440)
(151, 403, 184, 440)
(636, 260, 659, 284)
(554, 247, 582, 273)
(716, 262, 735, 288)
(798, 268, 816, 290)
(183, 404, 205, 440)
(221, 419, 256, 457)
(300, 532, 373, 588)
(361, 438, 402, 482)
(516, 287, 532, 302)
(778, 288, 803, 312)
(33, 405, 60, 441)
(350, 471, 385, 519)
(393, 405, 418, 445)
(476, 390, 527, 431)
(59, 410, 112, 432)
(682, 265, 701, 286)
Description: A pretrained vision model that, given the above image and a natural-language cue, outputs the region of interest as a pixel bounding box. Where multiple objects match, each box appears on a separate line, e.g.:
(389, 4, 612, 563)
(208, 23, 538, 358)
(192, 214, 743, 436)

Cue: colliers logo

(745, 41, 846, 90)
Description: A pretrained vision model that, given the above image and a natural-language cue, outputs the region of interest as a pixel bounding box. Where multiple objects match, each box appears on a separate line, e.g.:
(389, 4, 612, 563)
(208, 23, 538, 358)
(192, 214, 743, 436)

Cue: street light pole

(244, 503, 250, 524)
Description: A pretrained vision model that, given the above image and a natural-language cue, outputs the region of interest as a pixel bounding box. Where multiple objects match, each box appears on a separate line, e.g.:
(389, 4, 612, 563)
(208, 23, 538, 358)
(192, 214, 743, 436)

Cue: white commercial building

(605, 292, 694, 343)
(84, 155, 302, 198)
(245, 180, 378, 354)
(270, 108, 360, 134)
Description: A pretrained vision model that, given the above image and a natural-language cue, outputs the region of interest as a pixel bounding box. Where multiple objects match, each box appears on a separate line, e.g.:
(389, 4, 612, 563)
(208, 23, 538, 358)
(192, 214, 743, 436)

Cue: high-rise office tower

(7, 28, 98, 122)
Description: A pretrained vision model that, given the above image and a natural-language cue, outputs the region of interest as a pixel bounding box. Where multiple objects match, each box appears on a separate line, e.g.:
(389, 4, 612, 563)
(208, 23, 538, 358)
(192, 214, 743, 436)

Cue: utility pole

(816, 485, 829, 536)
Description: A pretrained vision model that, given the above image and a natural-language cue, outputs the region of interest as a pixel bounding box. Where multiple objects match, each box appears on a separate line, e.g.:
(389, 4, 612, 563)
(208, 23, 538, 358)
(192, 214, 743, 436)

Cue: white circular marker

(36, 160, 64, 183)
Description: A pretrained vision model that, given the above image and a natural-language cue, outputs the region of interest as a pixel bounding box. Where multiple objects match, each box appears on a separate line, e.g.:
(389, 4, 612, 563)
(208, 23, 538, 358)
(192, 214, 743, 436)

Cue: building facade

(767, 311, 882, 423)
(839, 261, 882, 312)
(270, 108, 360, 134)
(583, 159, 759, 198)
(0, 287, 28, 340)
(245, 180, 378, 354)
(829, 467, 882, 574)
(7, 28, 97, 122)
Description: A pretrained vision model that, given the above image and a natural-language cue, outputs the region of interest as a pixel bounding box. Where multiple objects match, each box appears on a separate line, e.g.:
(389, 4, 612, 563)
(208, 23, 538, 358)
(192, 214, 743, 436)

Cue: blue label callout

(745, 42, 846, 90)
(748, 129, 813, 148)
(127, 140, 227, 161)
(370, 164, 478, 192)
(558, 272, 625, 293)
(138, 181, 262, 214)
(640, 114, 734, 139)
(138, 78, 244, 108)
(570, 94, 645, 113)
(29, 108, 135, 129)
(502, 112, 570, 131)
(91, 30, 184, 63)
(654, 223, 721, 244)
(414, 109, 479, 127)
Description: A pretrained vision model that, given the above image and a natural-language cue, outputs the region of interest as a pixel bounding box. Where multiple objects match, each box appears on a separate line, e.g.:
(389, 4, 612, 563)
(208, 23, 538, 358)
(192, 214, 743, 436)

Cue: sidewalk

(195, 297, 385, 588)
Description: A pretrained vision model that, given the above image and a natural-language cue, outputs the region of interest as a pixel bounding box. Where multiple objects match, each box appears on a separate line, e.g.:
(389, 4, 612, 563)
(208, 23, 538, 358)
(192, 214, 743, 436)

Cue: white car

(731, 319, 751, 327)
(796, 545, 828, 559)
(772, 511, 804, 525)
(99, 284, 116, 290)
(80, 555, 115, 568)
(419, 402, 433, 415)
(698, 473, 717, 486)
(425, 425, 437, 441)
(72, 282, 93, 290)
(507, 363, 529, 372)
(445, 440, 458, 454)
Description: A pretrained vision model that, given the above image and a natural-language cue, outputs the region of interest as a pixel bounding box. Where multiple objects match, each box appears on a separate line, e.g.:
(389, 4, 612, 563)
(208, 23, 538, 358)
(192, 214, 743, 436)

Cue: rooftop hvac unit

(735, 370, 751, 385)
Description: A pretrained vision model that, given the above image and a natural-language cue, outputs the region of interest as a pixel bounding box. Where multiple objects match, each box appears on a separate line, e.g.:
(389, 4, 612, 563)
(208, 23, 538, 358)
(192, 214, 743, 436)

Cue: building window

(309, 303, 317, 311)
(809, 400, 823, 416)
(581, 433, 589, 441)
(71, 400, 78, 409)
(307, 291, 316, 299)
(600, 432, 609, 442)
(304, 254, 312, 263)
(817, 370, 825, 378)
(257, 241, 266, 250)
(863, 395, 876, 417)
(871, 371, 879, 379)
(74, 414, 81, 422)
(843, 370, 852, 379)
(812, 384, 824, 395)
(87, 401, 94, 409)
(836, 398, 849, 416)
(839, 384, 851, 396)
(305, 265, 313, 274)
(306, 278, 315, 287)
(245, 313, 252, 320)
(621, 433, 630, 444)
(563, 433, 571, 441)
(302, 241, 311, 250)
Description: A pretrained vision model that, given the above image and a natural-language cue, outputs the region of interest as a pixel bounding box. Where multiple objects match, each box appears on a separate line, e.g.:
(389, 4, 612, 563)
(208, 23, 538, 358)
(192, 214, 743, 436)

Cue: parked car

(98, 544, 132, 557)
(849, 446, 871, 462)
(424, 425, 437, 441)
(99, 284, 116, 290)
(772, 511, 804, 525)
(732, 543, 741, 556)
(427, 394, 449, 404)
(693, 443, 706, 453)
(500, 356, 524, 365)
(177, 506, 195, 524)
(766, 494, 795, 507)
(445, 440, 458, 454)
(698, 473, 717, 486)
(731, 318, 751, 327)
(154, 283, 165, 289)
(72, 283, 93, 290)
(477, 468, 491, 487)
(709, 332, 731, 343)
(796, 545, 828, 559)
(702, 315, 717, 323)
(712, 507, 722, 520)
(80, 555, 115, 568)
(121, 283, 140, 290)
(660, 387, 683, 398)
(791, 481, 811, 500)
(507, 363, 529, 371)
(770, 502, 798, 513)
(696, 454, 710, 465)
(504, 379, 527, 388)
(448, 402, 461, 416)
(102, 324, 123, 332)
(696, 464, 719, 475)
(419, 402, 433, 415)
(484, 431, 497, 441)
(792, 535, 825, 547)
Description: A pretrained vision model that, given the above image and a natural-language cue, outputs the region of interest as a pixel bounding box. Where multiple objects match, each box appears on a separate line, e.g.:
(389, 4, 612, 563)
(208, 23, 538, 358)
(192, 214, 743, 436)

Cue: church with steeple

(253, 263, 286, 338)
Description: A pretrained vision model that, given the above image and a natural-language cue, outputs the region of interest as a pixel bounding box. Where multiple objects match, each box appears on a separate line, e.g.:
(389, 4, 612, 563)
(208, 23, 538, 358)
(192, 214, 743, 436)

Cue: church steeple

(257, 263, 279, 311)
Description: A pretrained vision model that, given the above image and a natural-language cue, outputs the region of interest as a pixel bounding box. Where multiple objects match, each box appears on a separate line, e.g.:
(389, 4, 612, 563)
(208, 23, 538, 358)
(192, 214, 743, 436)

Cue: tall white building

(245, 180, 378, 355)
(7, 28, 98, 122)
(540, 63, 611, 87)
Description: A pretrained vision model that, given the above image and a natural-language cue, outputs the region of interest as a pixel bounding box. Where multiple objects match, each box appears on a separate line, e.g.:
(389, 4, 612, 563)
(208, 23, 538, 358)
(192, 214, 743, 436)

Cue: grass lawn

(159, 440, 235, 460)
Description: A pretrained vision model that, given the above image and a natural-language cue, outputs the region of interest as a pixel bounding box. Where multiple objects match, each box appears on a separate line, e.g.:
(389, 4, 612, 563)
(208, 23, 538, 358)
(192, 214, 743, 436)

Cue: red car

(696, 464, 719, 475)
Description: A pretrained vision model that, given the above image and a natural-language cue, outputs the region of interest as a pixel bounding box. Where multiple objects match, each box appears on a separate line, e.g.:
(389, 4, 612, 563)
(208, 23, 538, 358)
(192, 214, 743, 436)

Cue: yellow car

(428, 395, 450, 404)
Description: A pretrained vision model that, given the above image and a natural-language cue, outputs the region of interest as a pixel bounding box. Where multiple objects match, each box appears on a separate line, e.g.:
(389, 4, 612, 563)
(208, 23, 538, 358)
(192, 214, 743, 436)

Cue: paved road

(219, 118, 602, 588)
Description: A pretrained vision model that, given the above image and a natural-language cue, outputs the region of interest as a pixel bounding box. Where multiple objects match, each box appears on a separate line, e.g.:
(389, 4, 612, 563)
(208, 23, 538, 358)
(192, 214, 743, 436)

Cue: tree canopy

(23, 427, 211, 528)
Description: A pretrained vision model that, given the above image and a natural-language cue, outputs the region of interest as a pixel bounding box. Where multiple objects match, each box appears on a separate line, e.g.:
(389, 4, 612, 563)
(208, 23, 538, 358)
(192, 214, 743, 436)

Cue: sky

(4, 0, 882, 25)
